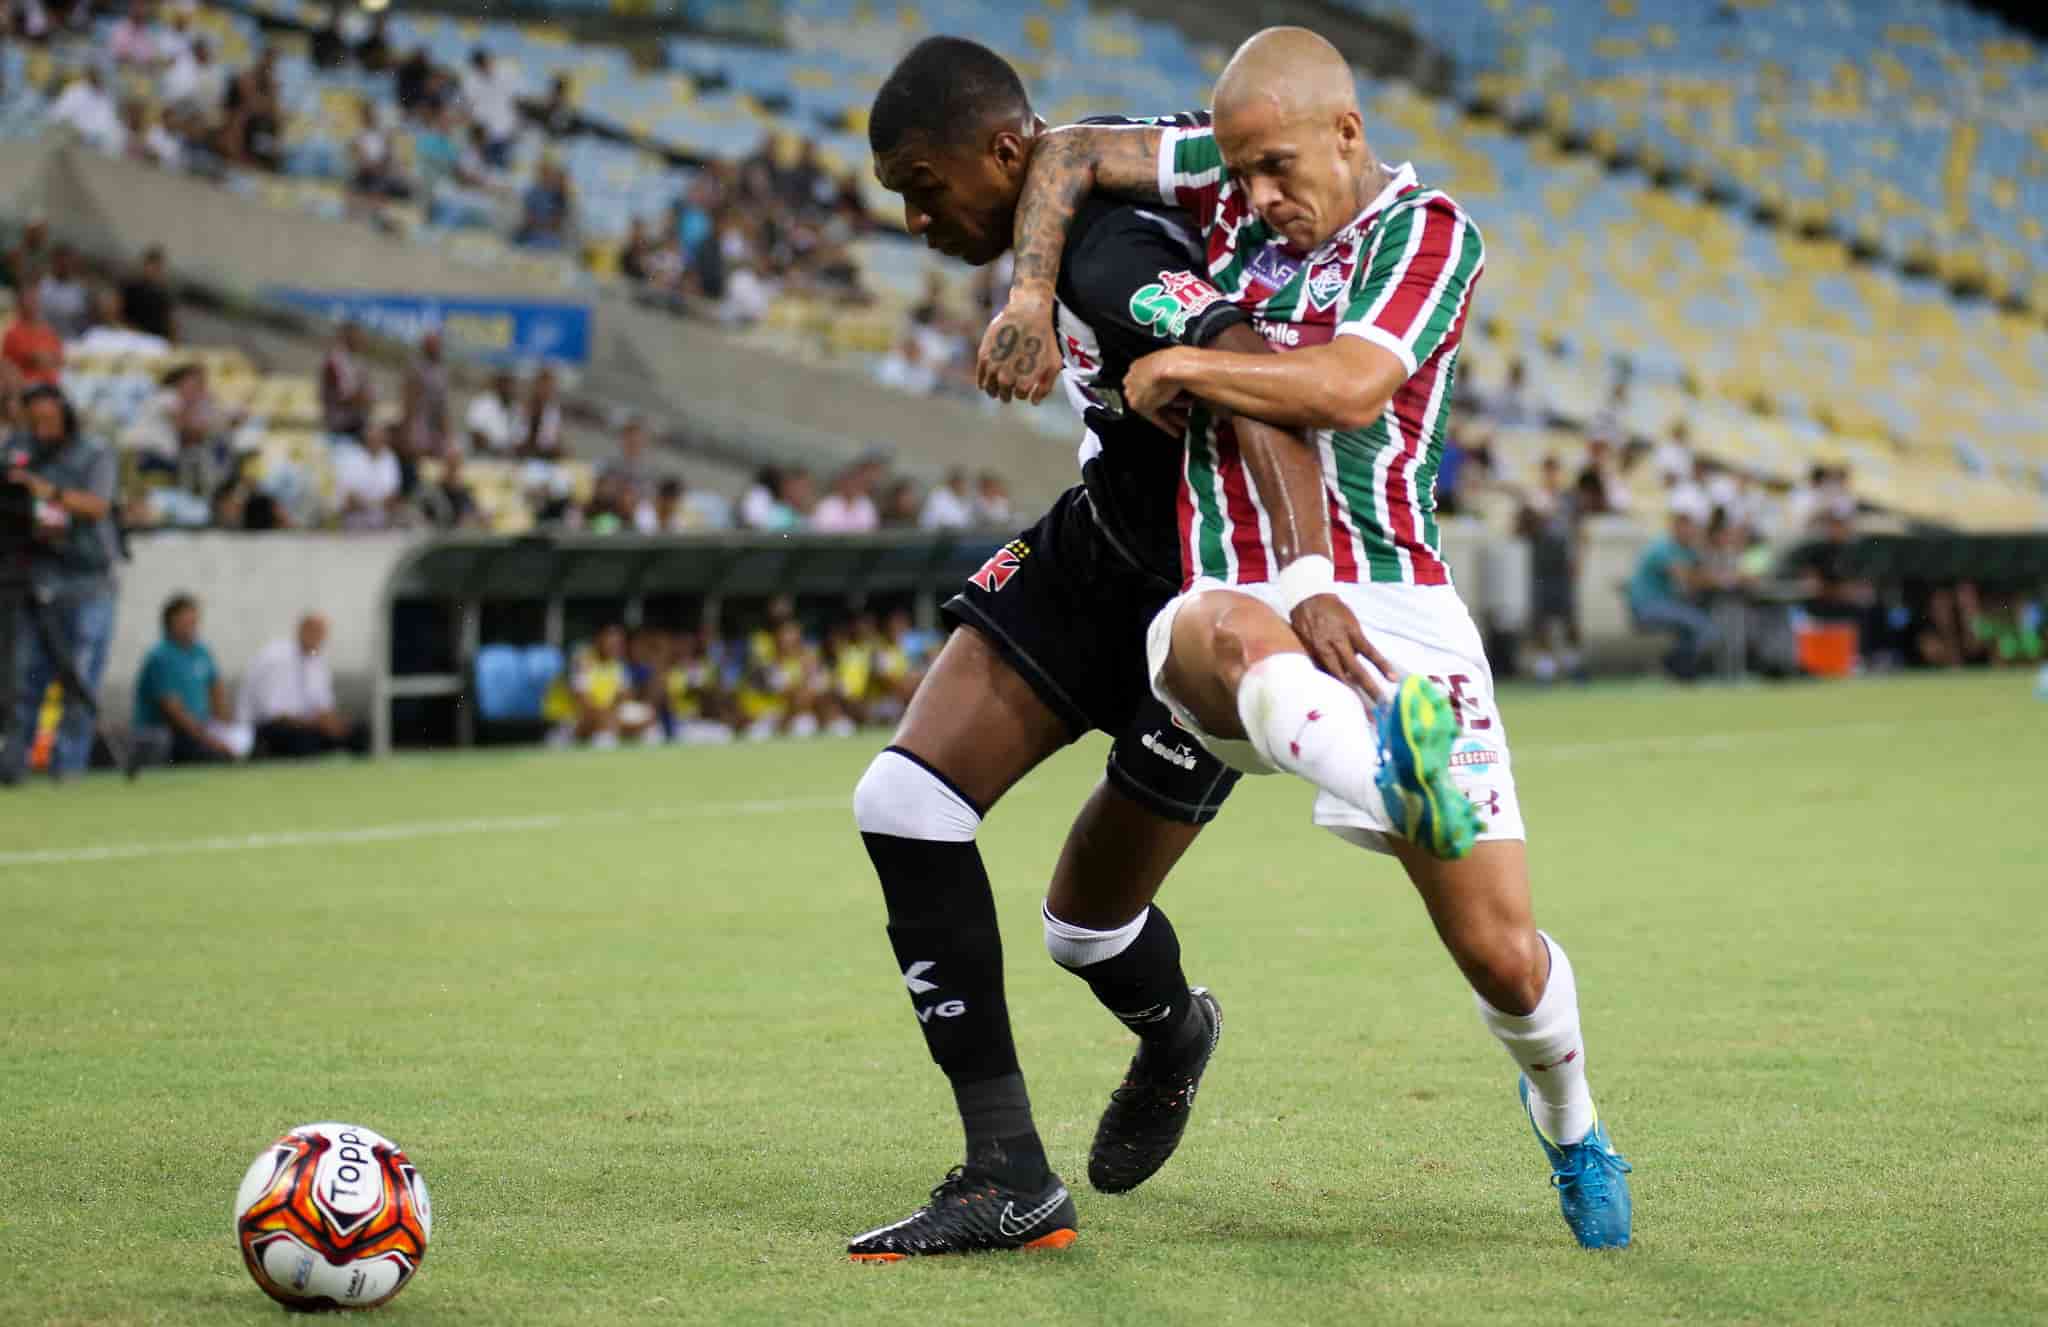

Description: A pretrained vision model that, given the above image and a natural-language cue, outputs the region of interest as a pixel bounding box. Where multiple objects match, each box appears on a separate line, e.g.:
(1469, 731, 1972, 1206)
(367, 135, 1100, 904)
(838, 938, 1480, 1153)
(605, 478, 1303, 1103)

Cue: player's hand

(1291, 594, 1396, 705)
(1122, 346, 1191, 430)
(976, 288, 1059, 404)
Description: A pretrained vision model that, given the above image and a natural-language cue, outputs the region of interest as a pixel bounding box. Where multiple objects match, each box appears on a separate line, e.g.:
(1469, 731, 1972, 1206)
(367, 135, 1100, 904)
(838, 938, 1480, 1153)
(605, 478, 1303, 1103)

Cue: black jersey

(1050, 136, 1250, 584)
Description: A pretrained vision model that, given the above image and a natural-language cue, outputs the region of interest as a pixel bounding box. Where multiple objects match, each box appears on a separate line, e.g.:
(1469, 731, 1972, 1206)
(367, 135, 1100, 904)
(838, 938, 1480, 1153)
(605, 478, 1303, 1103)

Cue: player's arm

(1206, 323, 1395, 698)
(977, 122, 1178, 403)
(1127, 198, 1484, 432)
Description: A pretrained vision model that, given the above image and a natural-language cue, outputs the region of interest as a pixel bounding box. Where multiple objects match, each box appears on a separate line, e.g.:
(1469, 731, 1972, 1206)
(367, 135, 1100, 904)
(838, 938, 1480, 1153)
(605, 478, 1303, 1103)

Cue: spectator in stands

(516, 160, 575, 251)
(164, 35, 223, 122)
(319, 321, 373, 441)
(72, 286, 167, 359)
(347, 96, 409, 209)
(1652, 420, 1694, 488)
(3, 219, 49, 289)
(3, 282, 63, 387)
(130, 362, 242, 499)
(8, 0, 54, 42)
(394, 45, 435, 117)
(49, 67, 123, 154)
(461, 48, 521, 169)
(879, 478, 921, 529)
(1785, 463, 1854, 534)
(400, 330, 449, 457)
(1575, 436, 1630, 516)
(778, 467, 817, 527)
(119, 247, 177, 344)
(309, 0, 348, 69)
(1628, 511, 1720, 681)
(238, 614, 369, 758)
(1516, 456, 1584, 683)
(464, 367, 519, 455)
(813, 460, 881, 533)
(420, 445, 483, 530)
(333, 419, 405, 530)
(220, 47, 283, 172)
(1485, 355, 1538, 428)
(36, 244, 89, 340)
(516, 365, 565, 459)
(618, 219, 653, 283)
(355, 9, 391, 73)
(131, 593, 250, 765)
(919, 466, 975, 530)
(1667, 454, 1717, 526)
(642, 475, 701, 534)
(582, 470, 637, 535)
(739, 465, 791, 531)
(527, 73, 579, 140)
(974, 471, 1012, 526)
(210, 451, 285, 532)
(109, 0, 161, 67)
(874, 335, 938, 396)
(120, 98, 183, 171)
(600, 415, 655, 494)
(1586, 381, 1630, 450)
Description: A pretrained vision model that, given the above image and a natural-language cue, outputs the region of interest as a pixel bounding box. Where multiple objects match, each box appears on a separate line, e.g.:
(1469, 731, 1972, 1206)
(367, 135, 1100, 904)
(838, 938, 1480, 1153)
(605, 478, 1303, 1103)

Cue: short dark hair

(162, 593, 197, 630)
(869, 36, 1030, 157)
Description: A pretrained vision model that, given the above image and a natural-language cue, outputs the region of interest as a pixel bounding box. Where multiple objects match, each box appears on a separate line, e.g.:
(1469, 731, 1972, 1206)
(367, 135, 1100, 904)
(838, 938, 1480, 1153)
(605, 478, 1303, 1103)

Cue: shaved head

(1213, 27, 1359, 121)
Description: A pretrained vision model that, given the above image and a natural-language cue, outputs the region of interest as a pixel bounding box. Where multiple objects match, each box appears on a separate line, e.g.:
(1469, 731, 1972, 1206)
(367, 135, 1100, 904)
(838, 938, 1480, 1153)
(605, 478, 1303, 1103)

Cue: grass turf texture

(3, 672, 2044, 1325)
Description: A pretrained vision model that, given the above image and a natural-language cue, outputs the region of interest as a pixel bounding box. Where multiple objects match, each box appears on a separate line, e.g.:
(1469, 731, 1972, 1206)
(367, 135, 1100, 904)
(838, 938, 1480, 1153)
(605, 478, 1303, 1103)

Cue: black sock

(864, 828, 1049, 1186)
(1053, 904, 1203, 1058)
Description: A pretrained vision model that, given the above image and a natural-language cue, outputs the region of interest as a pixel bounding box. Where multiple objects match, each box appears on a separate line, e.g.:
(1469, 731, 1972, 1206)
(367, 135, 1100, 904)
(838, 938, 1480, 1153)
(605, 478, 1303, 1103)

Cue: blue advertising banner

(270, 290, 593, 365)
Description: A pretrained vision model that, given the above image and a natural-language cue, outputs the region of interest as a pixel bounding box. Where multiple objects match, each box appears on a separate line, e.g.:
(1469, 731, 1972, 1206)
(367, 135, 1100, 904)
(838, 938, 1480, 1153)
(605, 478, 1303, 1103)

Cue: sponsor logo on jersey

(1449, 738, 1500, 769)
(1255, 317, 1301, 347)
(970, 540, 1029, 593)
(1129, 270, 1224, 338)
(1248, 245, 1301, 290)
(1140, 730, 1200, 770)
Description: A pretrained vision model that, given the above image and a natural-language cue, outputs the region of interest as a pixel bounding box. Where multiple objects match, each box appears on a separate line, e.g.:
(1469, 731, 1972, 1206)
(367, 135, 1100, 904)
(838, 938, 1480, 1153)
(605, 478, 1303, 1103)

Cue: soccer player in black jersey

(848, 37, 1385, 1261)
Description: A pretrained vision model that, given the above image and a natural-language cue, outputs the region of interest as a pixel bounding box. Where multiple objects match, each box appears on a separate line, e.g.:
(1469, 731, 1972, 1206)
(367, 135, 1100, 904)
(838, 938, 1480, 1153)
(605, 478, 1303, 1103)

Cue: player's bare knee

(1196, 595, 1296, 693)
(1456, 926, 1547, 1015)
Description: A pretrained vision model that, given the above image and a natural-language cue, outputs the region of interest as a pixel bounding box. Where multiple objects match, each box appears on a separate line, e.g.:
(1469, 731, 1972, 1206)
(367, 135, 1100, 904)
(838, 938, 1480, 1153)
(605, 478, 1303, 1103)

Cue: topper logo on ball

(313, 1130, 385, 1234)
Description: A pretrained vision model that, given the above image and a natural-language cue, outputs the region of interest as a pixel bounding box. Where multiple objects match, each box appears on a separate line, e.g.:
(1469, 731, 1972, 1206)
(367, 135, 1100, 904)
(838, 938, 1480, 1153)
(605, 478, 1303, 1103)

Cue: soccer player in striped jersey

(975, 26, 1634, 1250)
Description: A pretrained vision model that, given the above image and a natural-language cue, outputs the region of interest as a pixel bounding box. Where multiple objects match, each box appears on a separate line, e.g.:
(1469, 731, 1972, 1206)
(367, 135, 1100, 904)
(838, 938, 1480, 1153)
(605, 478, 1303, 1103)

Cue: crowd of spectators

(540, 600, 933, 748)
(614, 131, 876, 325)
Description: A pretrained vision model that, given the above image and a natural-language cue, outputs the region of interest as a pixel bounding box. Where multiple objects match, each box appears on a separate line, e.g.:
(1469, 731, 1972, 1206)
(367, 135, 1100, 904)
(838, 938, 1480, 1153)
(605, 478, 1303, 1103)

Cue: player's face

(1216, 100, 1367, 254)
(873, 129, 1025, 267)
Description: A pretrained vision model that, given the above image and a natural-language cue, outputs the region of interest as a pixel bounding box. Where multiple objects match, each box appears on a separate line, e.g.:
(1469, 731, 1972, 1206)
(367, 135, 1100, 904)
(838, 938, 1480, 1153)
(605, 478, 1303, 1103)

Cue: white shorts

(1144, 577, 1526, 857)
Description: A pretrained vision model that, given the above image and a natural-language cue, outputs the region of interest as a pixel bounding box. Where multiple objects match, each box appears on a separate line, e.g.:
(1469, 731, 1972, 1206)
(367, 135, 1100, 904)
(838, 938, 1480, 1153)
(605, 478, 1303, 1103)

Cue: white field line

(0, 715, 1997, 870)
(0, 795, 848, 869)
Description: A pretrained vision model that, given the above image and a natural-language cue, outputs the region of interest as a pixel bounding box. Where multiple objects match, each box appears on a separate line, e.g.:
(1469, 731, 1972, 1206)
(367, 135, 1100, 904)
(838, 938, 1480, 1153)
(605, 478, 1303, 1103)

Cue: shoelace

(927, 1165, 998, 1208)
(1550, 1143, 1633, 1205)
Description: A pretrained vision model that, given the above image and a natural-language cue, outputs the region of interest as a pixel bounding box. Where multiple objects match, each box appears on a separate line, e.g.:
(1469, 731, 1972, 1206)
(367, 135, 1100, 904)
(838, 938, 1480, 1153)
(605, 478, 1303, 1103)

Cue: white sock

(1235, 651, 1382, 811)
(1474, 931, 1596, 1145)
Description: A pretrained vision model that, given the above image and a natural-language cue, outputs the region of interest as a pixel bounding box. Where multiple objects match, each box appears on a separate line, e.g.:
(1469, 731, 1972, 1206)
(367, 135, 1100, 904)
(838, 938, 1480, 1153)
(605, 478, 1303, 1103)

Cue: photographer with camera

(1, 384, 120, 785)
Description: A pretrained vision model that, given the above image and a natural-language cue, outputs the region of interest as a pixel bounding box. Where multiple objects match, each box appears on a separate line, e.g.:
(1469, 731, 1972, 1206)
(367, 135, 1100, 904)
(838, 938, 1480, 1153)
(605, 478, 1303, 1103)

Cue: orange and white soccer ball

(233, 1123, 432, 1310)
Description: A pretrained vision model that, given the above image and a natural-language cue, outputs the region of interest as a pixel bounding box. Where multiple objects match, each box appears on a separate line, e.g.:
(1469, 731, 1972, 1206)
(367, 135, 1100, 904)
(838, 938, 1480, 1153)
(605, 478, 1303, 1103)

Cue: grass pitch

(4, 672, 2045, 1325)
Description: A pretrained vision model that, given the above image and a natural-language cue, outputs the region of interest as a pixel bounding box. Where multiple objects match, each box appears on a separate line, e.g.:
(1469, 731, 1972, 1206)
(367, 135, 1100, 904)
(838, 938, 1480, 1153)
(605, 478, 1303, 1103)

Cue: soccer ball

(233, 1122, 432, 1310)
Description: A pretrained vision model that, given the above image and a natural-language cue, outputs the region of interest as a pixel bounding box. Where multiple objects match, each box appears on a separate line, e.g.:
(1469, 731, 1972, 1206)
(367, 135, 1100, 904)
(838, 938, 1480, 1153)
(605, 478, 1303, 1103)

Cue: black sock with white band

(1044, 902, 1202, 1058)
(856, 746, 1049, 1187)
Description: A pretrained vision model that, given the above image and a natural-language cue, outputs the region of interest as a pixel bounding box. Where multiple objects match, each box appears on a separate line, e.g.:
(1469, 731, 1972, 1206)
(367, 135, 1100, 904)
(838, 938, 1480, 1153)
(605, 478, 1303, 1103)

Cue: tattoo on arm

(985, 325, 1044, 377)
(1011, 126, 1167, 290)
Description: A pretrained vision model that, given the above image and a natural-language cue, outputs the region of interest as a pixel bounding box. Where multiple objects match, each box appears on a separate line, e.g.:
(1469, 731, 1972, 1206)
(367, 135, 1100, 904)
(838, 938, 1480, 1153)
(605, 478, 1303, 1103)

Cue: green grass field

(5, 672, 2045, 1325)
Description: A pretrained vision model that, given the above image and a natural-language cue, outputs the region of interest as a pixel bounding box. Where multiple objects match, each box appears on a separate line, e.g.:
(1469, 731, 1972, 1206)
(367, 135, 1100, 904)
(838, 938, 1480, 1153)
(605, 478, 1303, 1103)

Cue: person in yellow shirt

(542, 623, 655, 747)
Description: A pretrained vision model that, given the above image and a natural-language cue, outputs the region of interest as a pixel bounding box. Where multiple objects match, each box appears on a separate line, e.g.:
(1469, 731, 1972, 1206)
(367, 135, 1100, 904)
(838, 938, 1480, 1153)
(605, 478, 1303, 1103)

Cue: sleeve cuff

(1184, 300, 1251, 348)
(1336, 321, 1418, 377)
(1156, 128, 1180, 207)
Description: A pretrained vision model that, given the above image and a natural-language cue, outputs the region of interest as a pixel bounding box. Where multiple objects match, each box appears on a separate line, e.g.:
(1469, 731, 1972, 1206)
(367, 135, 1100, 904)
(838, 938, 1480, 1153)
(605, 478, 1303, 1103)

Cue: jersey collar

(1313, 161, 1418, 259)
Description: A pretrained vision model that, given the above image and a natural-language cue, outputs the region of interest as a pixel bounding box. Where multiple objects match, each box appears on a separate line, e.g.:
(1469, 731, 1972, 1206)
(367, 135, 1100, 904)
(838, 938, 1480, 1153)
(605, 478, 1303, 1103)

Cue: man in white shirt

(70, 287, 171, 359)
(164, 37, 225, 118)
(49, 70, 126, 155)
(464, 368, 520, 454)
(239, 615, 369, 757)
(918, 466, 975, 530)
(460, 49, 522, 166)
(332, 422, 405, 529)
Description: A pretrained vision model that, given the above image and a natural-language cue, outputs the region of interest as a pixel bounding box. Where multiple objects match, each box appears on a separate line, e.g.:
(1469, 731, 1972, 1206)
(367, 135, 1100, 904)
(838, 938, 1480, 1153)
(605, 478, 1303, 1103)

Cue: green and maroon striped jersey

(1153, 114, 1484, 586)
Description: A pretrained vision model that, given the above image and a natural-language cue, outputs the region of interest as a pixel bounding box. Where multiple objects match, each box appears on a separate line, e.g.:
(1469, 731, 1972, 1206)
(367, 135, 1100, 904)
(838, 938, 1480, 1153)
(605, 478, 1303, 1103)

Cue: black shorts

(943, 486, 1239, 826)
